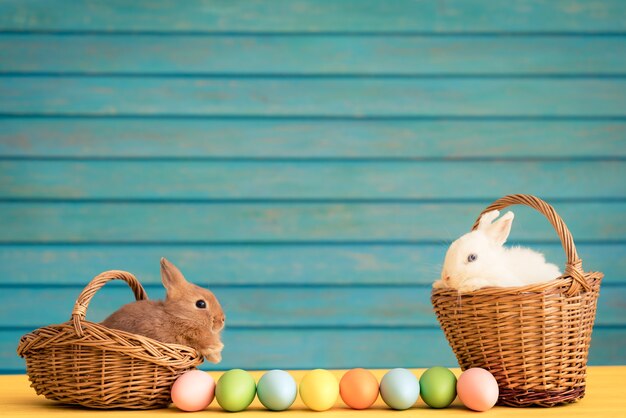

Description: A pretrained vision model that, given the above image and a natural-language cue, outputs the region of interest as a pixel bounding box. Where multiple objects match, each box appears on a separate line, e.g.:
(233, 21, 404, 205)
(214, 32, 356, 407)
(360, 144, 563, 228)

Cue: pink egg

(456, 368, 499, 412)
(171, 370, 216, 412)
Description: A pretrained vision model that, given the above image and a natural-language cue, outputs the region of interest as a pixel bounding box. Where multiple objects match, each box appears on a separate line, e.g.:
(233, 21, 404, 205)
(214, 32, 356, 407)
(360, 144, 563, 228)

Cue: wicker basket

(431, 194, 603, 407)
(16, 270, 203, 409)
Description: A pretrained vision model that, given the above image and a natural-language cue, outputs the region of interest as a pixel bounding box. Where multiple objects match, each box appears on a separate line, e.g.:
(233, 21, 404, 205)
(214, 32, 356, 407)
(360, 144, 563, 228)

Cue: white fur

(434, 210, 561, 292)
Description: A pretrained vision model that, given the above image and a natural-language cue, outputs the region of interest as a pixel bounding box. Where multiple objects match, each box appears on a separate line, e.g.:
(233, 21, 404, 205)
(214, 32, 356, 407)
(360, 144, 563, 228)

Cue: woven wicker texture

(17, 270, 203, 409)
(431, 194, 603, 407)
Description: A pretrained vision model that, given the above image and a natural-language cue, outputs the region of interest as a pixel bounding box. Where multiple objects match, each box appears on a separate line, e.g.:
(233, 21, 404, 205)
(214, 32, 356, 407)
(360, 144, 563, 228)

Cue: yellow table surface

(1, 367, 625, 417)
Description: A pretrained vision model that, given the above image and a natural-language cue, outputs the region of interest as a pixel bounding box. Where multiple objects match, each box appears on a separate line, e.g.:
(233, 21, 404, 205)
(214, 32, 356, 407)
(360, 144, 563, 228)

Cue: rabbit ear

(484, 211, 515, 246)
(160, 257, 188, 297)
(477, 210, 500, 230)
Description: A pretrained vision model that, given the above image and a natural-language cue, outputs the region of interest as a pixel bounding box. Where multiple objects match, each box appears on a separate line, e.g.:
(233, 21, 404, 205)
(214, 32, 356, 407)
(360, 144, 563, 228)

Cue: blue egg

(379, 368, 420, 410)
(256, 369, 297, 411)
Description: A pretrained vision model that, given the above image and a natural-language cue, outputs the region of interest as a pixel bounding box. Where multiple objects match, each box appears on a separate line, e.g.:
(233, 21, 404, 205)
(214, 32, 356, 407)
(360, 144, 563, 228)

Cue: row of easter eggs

(171, 367, 499, 412)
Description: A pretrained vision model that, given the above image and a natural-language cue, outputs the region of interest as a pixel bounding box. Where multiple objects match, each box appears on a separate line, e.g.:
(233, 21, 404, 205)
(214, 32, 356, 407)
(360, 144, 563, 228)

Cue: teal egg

(419, 366, 457, 408)
(379, 368, 420, 410)
(215, 369, 257, 412)
(256, 370, 297, 411)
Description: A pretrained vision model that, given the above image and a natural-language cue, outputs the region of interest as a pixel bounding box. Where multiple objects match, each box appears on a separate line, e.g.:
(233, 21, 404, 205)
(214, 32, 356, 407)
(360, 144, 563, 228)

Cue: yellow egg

(299, 369, 339, 411)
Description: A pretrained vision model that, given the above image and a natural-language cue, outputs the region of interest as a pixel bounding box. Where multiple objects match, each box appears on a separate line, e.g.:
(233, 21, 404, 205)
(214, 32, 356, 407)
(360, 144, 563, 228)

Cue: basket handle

(471, 194, 590, 296)
(71, 270, 148, 337)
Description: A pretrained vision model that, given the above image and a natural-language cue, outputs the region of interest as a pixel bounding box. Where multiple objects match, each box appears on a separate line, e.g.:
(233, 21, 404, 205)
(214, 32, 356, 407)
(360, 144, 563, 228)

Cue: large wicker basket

(16, 270, 203, 409)
(431, 194, 603, 407)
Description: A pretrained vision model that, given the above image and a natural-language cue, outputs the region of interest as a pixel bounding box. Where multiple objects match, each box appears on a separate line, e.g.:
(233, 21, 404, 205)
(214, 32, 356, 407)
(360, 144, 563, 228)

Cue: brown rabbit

(101, 258, 225, 363)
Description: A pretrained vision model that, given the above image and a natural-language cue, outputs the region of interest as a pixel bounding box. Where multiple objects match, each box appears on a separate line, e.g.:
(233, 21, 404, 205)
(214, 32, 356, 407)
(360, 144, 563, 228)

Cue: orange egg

(339, 368, 379, 410)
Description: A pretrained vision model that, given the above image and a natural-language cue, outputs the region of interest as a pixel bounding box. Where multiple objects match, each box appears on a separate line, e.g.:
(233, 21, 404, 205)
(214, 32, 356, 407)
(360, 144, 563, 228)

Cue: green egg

(419, 366, 457, 408)
(215, 369, 257, 412)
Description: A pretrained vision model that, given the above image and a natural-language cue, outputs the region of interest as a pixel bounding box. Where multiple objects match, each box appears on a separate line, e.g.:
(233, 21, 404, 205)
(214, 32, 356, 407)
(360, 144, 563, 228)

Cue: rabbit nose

(212, 314, 225, 332)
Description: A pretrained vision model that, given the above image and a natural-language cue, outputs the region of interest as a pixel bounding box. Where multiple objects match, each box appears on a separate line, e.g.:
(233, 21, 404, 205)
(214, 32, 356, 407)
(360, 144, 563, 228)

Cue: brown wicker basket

(16, 270, 203, 409)
(431, 194, 603, 407)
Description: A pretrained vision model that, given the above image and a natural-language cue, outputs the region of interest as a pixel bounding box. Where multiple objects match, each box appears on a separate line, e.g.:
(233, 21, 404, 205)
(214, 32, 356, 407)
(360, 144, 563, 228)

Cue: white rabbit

(434, 210, 561, 292)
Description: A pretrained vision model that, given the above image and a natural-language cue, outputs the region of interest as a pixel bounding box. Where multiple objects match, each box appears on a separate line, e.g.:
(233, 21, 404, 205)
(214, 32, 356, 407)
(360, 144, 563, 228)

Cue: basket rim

(432, 271, 603, 297)
(18, 319, 204, 368)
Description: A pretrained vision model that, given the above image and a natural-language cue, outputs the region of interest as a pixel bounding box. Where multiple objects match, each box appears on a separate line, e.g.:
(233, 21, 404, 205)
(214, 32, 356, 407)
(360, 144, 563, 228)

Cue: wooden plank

(2, 286, 437, 327)
(1, 0, 624, 33)
(0, 202, 623, 242)
(4, 328, 458, 372)
(3, 119, 625, 158)
(2, 160, 624, 200)
(0, 243, 619, 285)
(3, 328, 625, 372)
(3, 35, 626, 74)
(159, 328, 626, 369)
(2, 77, 626, 116)
(0, 285, 623, 328)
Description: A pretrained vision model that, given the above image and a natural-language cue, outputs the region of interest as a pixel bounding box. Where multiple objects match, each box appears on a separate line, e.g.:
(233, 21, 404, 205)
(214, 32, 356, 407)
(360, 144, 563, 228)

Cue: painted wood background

(0, 0, 625, 373)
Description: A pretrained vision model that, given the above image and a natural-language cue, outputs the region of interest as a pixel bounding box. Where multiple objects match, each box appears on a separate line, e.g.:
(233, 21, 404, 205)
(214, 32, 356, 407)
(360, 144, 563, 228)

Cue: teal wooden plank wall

(1, 0, 625, 373)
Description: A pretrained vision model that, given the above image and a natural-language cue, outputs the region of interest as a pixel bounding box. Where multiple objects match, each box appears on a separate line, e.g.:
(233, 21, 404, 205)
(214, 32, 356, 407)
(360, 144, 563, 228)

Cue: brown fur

(101, 258, 225, 363)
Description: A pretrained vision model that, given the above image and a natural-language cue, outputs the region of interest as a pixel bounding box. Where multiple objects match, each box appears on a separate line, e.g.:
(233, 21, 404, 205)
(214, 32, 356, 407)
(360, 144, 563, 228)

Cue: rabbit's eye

(467, 253, 478, 263)
(195, 300, 207, 309)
